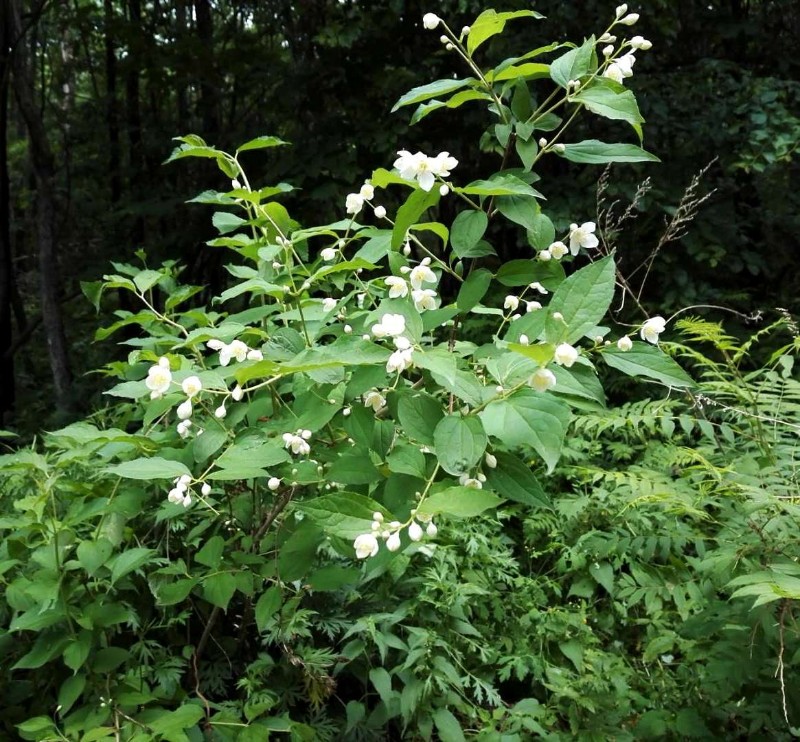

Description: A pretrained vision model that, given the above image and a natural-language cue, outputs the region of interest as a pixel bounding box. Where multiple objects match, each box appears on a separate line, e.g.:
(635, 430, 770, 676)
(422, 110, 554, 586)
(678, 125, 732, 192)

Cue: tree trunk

(125, 0, 144, 246)
(0, 9, 16, 422)
(7, 0, 73, 412)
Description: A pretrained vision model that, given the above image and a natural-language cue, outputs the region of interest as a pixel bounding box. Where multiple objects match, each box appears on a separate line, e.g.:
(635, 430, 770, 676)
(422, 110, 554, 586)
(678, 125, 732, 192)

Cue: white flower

(412, 288, 437, 311)
(363, 391, 386, 412)
(177, 399, 193, 420)
(207, 339, 224, 351)
(219, 339, 248, 366)
(459, 473, 483, 489)
(374, 205, 387, 219)
(146, 360, 172, 396)
(549, 241, 569, 260)
(617, 335, 633, 351)
(177, 420, 192, 438)
(387, 348, 414, 374)
(526, 301, 542, 313)
(504, 295, 520, 311)
(201, 482, 212, 496)
(568, 222, 600, 255)
(268, 477, 281, 491)
(167, 487, 184, 505)
(232, 384, 244, 401)
(604, 52, 636, 85)
(408, 258, 437, 289)
(630, 35, 652, 50)
(422, 12, 440, 29)
(354, 532, 380, 559)
(554, 343, 579, 368)
(359, 182, 375, 200)
(345, 193, 364, 215)
(430, 152, 458, 177)
(439, 184, 450, 196)
(386, 531, 402, 552)
(321, 247, 337, 261)
(640, 316, 667, 344)
(394, 336, 411, 351)
(619, 12, 639, 25)
(373, 313, 406, 338)
(385, 276, 409, 298)
(322, 297, 337, 312)
(426, 521, 438, 537)
(214, 404, 227, 419)
(283, 430, 312, 456)
(529, 281, 548, 295)
(539, 249, 552, 261)
(529, 368, 557, 392)
(393, 150, 438, 191)
(181, 375, 202, 398)
(247, 349, 263, 361)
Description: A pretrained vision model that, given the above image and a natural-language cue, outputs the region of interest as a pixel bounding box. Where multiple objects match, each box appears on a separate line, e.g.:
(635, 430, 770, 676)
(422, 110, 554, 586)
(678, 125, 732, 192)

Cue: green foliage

(3, 5, 800, 741)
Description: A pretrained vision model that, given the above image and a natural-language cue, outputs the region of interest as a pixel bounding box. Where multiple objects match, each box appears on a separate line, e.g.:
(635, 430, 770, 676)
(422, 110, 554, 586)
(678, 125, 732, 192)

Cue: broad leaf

(603, 343, 694, 387)
(433, 415, 488, 475)
(560, 140, 660, 164)
(418, 486, 503, 518)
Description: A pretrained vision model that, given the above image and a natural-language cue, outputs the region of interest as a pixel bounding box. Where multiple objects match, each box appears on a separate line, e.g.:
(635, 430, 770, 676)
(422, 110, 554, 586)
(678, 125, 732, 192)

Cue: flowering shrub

(0, 6, 715, 740)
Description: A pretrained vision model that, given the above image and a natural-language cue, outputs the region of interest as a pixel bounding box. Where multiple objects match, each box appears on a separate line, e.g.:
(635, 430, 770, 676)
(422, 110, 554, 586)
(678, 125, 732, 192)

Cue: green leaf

(57, 674, 86, 716)
(457, 268, 493, 313)
(369, 667, 395, 706)
(392, 188, 441, 250)
(387, 443, 427, 479)
(480, 390, 571, 472)
(298, 493, 390, 540)
(467, 9, 542, 56)
(574, 82, 644, 126)
(106, 457, 191, 481)
(110, 547, 155, 585)
(546, 254, 616, 343)
(392, 78, 474, 112)
(560, 140, 660, 164)
(527, 211, 556, 251)
(433, 415, 488, 475)
(549, 37, 596, 89)
(484, 452, 550, 508)
(328, 454, 381, 485)
(132, 269, 162, 293)
(397, 392, 444, 445)
(147, 704, 205, 737)
(156, 579, 198, 606)
(236, 135, 289, 152)
(203, 572, 238, 609)
(212, 211, 247, 234)
(559, 640, 584, 672)
(255, 586, 282, 632)
(495, 195, 540, 231)
(195, 535, 225, 569)
(459, 174, 543, 198)
(63, 631, 92, 672)
(450, 210, 488, 259)
(603, 343, 694, 387)
(418, 486, 503, 519)
(77, 538, 114, 576)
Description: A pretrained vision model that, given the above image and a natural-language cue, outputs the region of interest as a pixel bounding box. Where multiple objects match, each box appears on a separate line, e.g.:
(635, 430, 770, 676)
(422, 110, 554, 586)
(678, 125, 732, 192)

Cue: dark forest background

(2, 0, 798, 429)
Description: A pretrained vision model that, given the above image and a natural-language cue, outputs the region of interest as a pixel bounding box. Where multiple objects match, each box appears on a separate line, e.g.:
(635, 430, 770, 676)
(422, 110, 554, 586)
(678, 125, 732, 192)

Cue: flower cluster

(207, 338, 263, 366)
(393, 150, 458, 192)
(400, 257, 439, 312)
(283, 429, 312, 456)
(353, 510, 437, 559)
(600, 7, 652, 86)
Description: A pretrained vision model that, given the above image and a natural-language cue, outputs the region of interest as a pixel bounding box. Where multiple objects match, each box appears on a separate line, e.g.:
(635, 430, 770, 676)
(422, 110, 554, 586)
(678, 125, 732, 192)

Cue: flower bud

(439, 34, 449, 44)
(619, 12, 639, 25)
(615, 4, 628, 18)
(538, 137, 548, 148)
(554, 143, 566, 154)
(426, 521, 438, 537)
(268, 477, 281, 491)
(439, 184, 450, 196)
(485, 453, 497, 469)
(177, 399, 193, 420)
(374, 205, 387, 219)
(603, 44, 614, 57)
(403, 243, 412, 256)
(422, 12, 440, 29)
(617, 335, 633, 351)
(232, 384, 244, 402)
(214, 404, 227, 419)
(201, 482, 212, 496)
(461, 25, 471, 37)
(386, 531, 402, 552)
(408, 521, 424, 542)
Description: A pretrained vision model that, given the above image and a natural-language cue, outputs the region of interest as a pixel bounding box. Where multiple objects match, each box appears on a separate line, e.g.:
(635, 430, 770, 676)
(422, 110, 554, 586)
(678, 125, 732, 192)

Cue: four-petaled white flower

(568, 222, 600, 255)
(603, 52, 636, 85)
(422, 12, 440, 29)
(387, 348, 414, 374)
(529, 367, 557, 392)
(359, 182, 375, 200)
(354, 532, 380, 559)
(554, 343, 579, 368)
(617, 335, 633, 351)
(549, 241, 569, 260)
(640, 316, 666, 344)
(363, 390, 386, 412)
(320, 247, 337, 261)
(409, 259, 437, 290)
(283, 429, 312, 456)
(412, 288, 437, 311)
(504, 295, 520, 311)
(393, 150, 457, 191)
(146, 357, 172, 398)
(217, 339, 249, 366)
(345, 193, 364, 215)
(322, 297, 337, 312)
(385, 276, 409, 298)
(372, 313, 406, 338)
(181, 375, 202, 398)
(430, 152, 458, 178)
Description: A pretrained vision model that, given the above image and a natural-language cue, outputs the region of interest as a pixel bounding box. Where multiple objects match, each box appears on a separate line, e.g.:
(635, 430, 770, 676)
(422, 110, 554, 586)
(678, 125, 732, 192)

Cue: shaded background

(1, 0, 798, 430)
